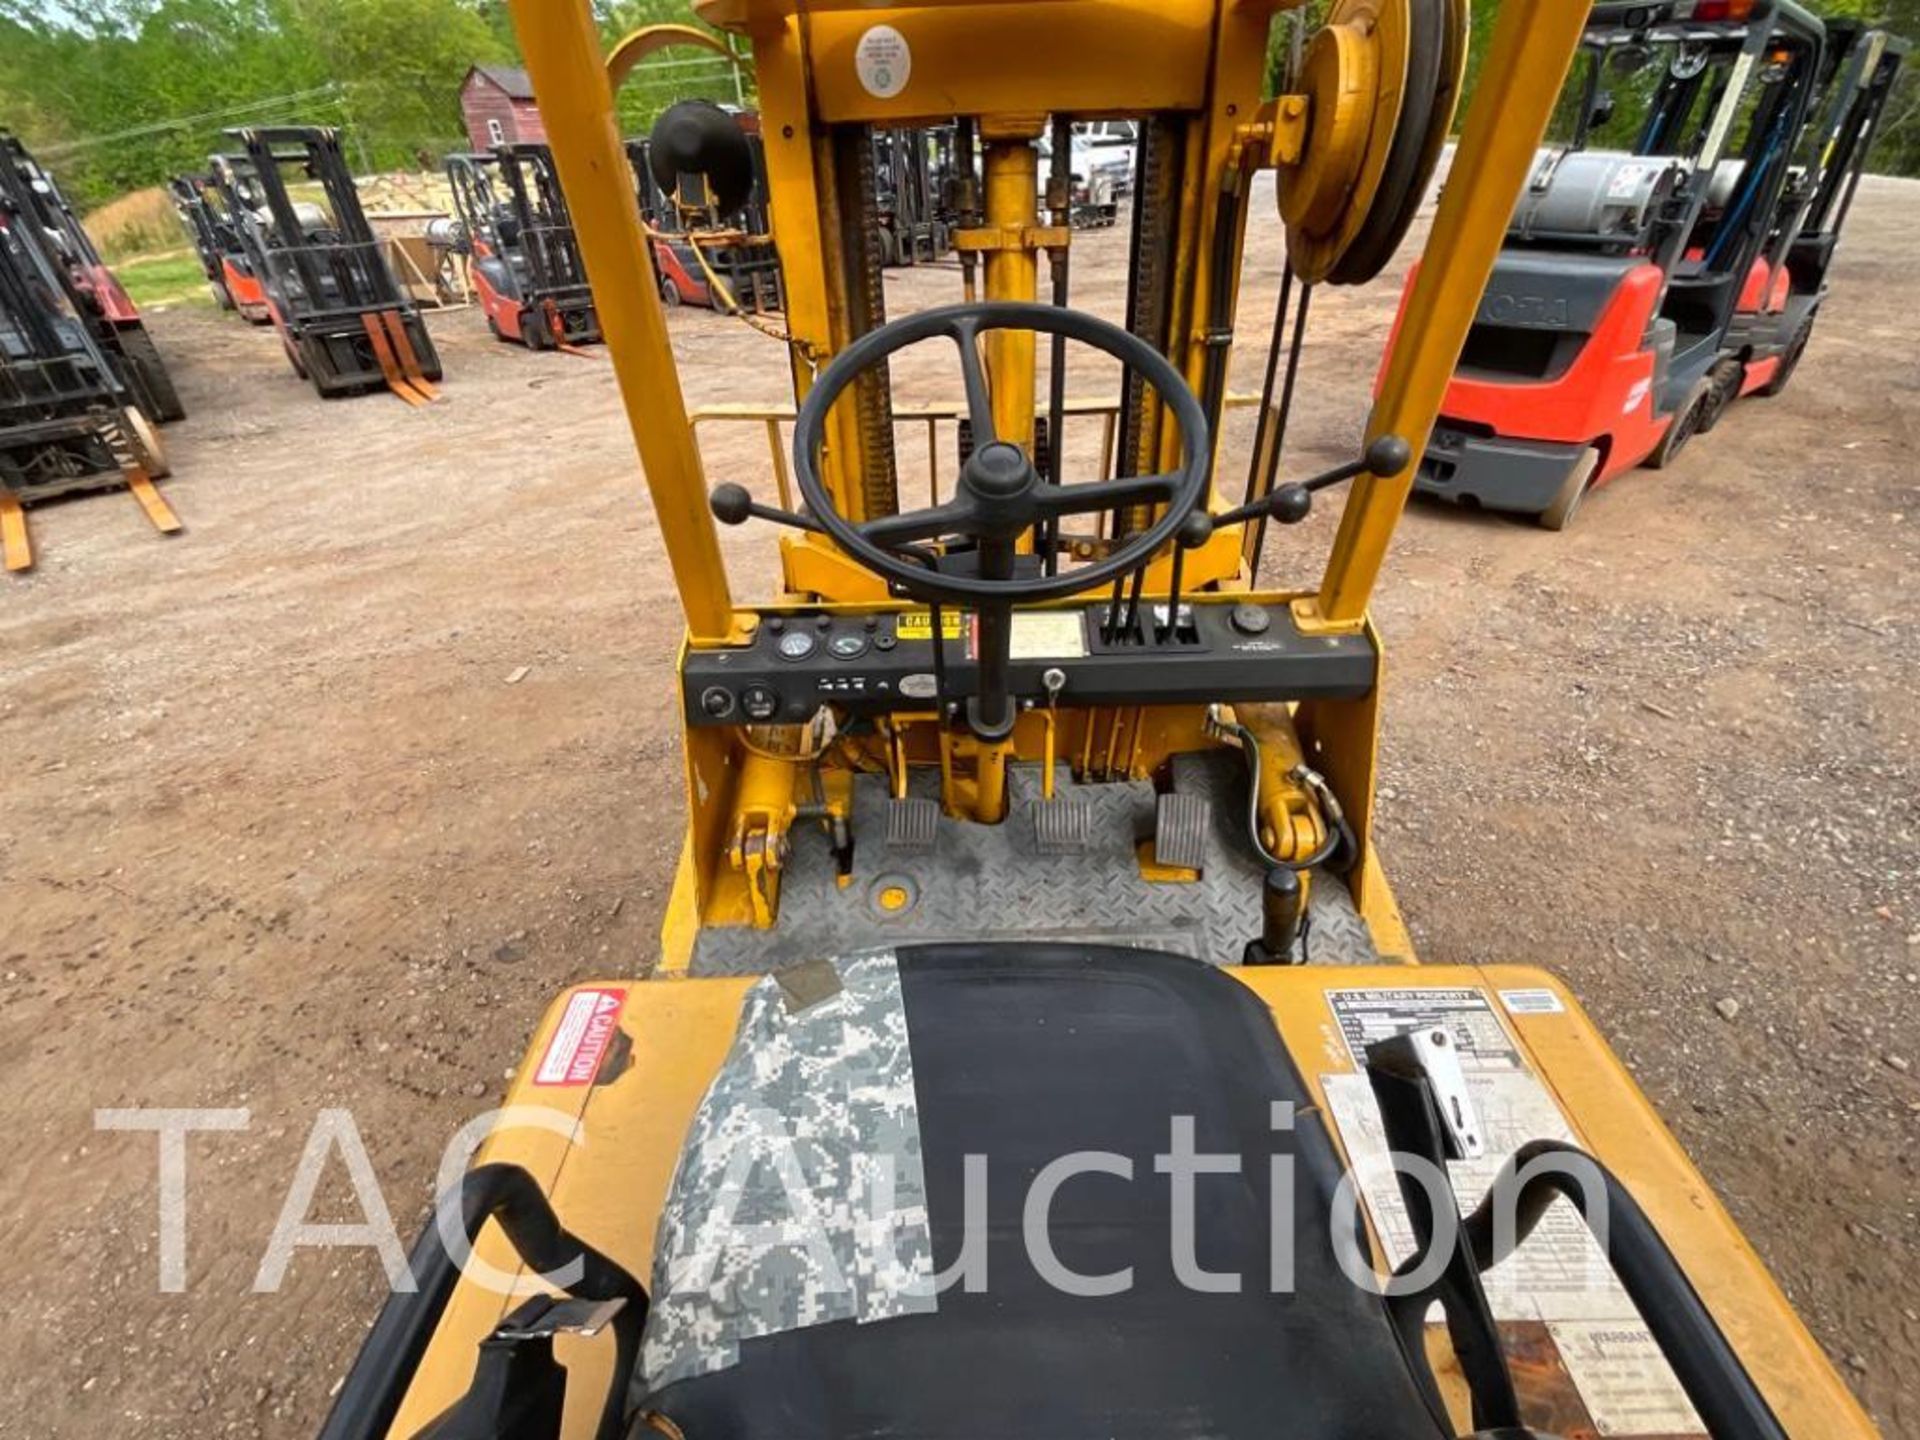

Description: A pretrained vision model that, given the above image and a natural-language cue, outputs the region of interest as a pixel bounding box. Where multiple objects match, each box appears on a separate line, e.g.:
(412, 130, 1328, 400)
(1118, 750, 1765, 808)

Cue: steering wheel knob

(964, 440, 1035, 501)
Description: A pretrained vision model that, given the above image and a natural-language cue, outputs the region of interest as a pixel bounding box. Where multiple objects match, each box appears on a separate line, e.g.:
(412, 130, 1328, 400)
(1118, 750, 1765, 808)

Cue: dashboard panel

(682, 598, 1376, 727)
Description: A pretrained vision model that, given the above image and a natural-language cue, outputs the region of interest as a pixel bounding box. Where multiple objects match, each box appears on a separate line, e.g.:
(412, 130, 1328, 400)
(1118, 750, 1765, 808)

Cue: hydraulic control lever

(709, 482, 822, 534)
(1175, 434, 1411, 549)
(1242, 866, 1305, 966)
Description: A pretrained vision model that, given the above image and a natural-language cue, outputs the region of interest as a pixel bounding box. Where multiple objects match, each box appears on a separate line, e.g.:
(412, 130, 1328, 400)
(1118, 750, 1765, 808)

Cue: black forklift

(1, 130, 184, 425)
(1720, 21, 1909, 398)
(627, 103, 783, 314)
(1404, 0, 1832, 528)
(0, 184, 178, 573)
(444, 144, 600, 352)
(872, 125, 961, 267)
(227, 125, 442, 404)
(167, 171, 229, 310)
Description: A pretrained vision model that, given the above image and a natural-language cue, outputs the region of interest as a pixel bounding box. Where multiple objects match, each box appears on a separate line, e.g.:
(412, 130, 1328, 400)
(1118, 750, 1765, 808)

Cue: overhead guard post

(1315, 0, 1589, 624)
(509, 0, 737, 642)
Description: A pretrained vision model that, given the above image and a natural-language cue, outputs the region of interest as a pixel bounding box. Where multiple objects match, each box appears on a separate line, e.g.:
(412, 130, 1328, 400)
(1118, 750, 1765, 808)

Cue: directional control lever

(1175, 434, 1412, 549)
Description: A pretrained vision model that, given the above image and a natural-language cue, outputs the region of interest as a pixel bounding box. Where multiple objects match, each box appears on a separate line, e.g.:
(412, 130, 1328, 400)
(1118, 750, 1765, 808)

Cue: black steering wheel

(790, 301, 1208, 738)
(792, 301, 1210, 606)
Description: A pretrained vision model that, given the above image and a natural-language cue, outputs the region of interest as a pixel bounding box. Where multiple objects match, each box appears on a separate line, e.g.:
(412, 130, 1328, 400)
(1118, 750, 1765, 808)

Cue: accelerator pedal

(1154, 792, 1211, 874)
(886, 796, 940, 853)
(1033, 796, 1093, 856)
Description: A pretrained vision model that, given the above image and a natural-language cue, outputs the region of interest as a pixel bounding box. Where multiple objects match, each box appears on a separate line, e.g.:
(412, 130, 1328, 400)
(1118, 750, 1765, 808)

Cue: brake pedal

(1033, 797, 1093, 855)
(1154, 792, 1211, 873)
(886, 797, 940, 853)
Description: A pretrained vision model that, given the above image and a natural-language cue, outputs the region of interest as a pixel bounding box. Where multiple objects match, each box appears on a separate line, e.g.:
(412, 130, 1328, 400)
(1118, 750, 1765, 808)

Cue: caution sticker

(895, 610, 965, 642)
(533, 987, 627, 1087)
(1321, 985, 1707, 1437)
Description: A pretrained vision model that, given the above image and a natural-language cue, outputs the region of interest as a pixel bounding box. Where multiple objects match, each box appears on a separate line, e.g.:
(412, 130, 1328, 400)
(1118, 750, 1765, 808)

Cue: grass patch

(83, 187, 187, 263)
(116, 251, 215, 309)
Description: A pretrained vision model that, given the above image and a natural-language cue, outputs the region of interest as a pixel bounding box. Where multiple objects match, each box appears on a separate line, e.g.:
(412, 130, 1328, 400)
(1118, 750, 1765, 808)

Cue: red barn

(458, 65, 546, 151)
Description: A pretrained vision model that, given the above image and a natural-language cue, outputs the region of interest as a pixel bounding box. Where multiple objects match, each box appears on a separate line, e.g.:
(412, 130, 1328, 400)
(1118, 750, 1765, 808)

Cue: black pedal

(886, 796, 940, 852)
(1153, 792, 1210, 873)
(1033, 796, 1093, 855)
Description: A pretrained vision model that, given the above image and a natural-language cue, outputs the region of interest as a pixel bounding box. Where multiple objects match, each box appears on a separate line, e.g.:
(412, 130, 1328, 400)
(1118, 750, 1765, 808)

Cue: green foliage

(0, 0, 1911, 226)
(115, 249, 216, 306)
(0, 0, 508, 208)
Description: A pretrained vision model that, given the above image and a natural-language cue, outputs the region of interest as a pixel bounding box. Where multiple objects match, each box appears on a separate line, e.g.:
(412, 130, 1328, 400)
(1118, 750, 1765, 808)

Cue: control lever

(1174, 434, 1412, 549)
(709, 482, 822, 534)
(1242, 866, 1305, 966)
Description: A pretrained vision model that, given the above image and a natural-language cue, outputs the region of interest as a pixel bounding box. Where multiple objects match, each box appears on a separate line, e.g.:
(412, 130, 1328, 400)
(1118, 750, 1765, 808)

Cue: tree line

(1, 0, 1914, 215)
(0, 0, 737, 209)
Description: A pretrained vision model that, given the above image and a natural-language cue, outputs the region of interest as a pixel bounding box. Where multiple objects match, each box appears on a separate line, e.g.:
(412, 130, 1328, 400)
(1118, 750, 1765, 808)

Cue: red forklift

(444, 144, 600, 352)
(1396, 0, 1837, 529)
(627, 103, 783, 313)
(0, 182, 178, 572)
(1, 130, 184, 425)
(227, 125, 442, 405)
(168, 157, 272, 323)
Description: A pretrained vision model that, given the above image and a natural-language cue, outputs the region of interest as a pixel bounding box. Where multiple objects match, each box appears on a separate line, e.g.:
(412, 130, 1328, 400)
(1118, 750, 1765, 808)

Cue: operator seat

(629, 944, 1459, 1440)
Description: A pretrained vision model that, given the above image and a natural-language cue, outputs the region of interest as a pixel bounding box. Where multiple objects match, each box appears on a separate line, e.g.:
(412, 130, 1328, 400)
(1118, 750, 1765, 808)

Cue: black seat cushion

(644, 943, 1448, 1440)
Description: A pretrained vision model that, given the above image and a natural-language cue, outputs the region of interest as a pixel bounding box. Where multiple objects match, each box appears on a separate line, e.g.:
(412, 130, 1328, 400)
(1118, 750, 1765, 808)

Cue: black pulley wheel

(1327, 0, 1452, 286)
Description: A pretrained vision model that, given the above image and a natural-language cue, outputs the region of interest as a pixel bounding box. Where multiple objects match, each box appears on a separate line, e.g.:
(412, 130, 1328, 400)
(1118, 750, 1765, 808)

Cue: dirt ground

(2, 173, 1915, 1436)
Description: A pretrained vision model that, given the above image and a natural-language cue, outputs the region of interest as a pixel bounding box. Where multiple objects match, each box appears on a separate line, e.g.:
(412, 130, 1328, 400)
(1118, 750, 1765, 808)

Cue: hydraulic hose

(1214, 712, 1356, 874)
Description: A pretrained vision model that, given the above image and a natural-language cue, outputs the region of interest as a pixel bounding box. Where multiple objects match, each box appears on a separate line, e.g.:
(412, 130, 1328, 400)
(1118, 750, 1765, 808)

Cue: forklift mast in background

(227, 125, 443, 405)
(1400, 0, 1842, 530)
(0, 186, 179, 573)
(0, 130, 184, 425)
(444, 144, 601, 353)
(871, 125, 960, 267)
(169, 160, 272, 324)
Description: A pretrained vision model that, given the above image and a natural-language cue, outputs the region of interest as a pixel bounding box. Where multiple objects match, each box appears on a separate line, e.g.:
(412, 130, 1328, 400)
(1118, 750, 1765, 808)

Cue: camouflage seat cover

(631, 943, 1447, 1440)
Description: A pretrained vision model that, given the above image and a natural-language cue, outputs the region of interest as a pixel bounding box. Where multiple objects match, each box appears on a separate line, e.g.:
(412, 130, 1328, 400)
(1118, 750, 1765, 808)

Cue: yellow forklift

(314, 3, 1881, 1438)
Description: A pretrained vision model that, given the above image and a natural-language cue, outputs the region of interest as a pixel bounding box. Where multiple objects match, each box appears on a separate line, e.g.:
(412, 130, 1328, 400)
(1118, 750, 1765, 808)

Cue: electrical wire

(39, 86, 349, 157)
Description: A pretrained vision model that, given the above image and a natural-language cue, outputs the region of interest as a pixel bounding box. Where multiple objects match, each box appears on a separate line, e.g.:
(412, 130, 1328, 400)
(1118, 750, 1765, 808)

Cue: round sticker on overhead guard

(855, 25, 911, 99)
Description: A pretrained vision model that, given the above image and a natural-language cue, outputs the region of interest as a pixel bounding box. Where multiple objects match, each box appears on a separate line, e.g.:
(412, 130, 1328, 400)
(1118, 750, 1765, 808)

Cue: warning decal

(533, 987, 627, 1087)
(1328, 986, 1526, 1072)
(895, 610, 964, 642)
(1321, 986, 1707, 1438)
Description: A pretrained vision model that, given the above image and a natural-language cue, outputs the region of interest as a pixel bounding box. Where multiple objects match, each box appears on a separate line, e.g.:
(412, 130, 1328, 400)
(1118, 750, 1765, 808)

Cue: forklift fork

(1, 465, 180, 575)
(360, 311, 441, 406)
(0, 490, 28, 572)
(542, 298, 597, 358)
(124, 466, 183, 538)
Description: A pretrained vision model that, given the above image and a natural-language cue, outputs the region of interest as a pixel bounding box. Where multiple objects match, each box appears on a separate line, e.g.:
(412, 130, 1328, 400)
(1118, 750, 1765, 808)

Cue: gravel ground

(0, 174, 1914, 1436)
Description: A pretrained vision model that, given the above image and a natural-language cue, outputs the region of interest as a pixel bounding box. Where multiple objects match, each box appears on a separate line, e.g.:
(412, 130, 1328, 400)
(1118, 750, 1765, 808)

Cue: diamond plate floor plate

(689, 752, 1380, 976)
